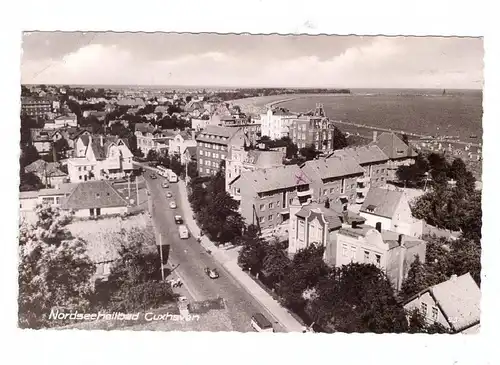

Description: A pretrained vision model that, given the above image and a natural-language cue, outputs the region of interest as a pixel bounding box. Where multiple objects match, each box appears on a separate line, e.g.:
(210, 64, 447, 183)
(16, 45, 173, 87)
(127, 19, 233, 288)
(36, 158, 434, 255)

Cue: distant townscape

(19, 84, 481, 334)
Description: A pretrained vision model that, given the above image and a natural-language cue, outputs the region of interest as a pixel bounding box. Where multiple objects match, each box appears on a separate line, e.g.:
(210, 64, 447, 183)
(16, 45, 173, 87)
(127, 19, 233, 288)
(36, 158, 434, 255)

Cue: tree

(20, 144, 41, 169)
(448, 158, 467, 181)
(103, 227, 176, 312)
(19, 170, 44, 192)
(262, 242, 291, 287)
(399, 255, 432, 300)
(333, 126, 348, 150)
(299, 144, 319, 161)
(146, 149, 159, 162)
(18, 205, 95, 328)
(311, 263, 408, 333)
(187, 161, 198, 179)
(237, 226, 268, 275)
(279, 244, 328, 312)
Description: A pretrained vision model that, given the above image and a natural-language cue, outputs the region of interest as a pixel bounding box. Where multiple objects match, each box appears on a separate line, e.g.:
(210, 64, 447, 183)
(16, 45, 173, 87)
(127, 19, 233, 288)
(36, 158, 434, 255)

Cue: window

(350, 246, 356, 259)
(78, 166, 82, 172)
(341, 178, 345, 194)
(364, 251, 370, 263)
(205, 168, 210, 173)
(199, 158, 203, 165)
(269, 203, 274, 209)
(421, 302, 428, 316)
(259, 216, 264, 223)
(431, 307, 438, 321)
(342, 245, 348, 257)
(199, 150, 204, 156)
(330, 188, 334, 194)
(260, 204, 265, 211)
(268, 215, 273, 221)
(221, 154, 226, 160)
(375, 254, 381, 265)
(79, 176, 82, 180)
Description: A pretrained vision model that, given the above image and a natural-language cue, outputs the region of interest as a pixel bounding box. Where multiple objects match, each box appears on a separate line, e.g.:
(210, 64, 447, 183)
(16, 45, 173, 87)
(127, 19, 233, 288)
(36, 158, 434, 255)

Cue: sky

(21, 33, 484, 89)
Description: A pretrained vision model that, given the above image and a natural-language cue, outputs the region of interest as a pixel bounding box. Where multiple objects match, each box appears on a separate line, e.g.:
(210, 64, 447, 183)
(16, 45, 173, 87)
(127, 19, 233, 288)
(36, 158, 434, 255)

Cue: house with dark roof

(67, 134, 134, 183)
(370, 132, 417, 181)
(24, 159, 68, 188)
(359, 187, 424, 238)
(330, 145, 389, 203)
(301, 155, 366, 205)
(403, 272, 480, 333)
(288, 198, 365, 257)
(229, 165, 313, 233)
(333, 221, 427, 292)
(60, 180, 129, 218)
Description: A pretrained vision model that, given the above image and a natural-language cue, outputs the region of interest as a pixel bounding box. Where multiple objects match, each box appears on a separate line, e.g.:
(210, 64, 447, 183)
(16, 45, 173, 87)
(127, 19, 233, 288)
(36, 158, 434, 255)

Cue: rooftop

(331, 145, 389, 165)
(301, 155, 365, 181)
(371, 132, 417, 160)
(232, 164, 312, 194)
(338, 224, 424, 250)
(359, 188, 404, 219)
(60, 180, 129, 210)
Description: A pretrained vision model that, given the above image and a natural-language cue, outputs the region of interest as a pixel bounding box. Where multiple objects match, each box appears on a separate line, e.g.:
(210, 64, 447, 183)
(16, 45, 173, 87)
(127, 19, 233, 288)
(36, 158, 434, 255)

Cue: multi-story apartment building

(371, 131, 417, 181)
(66, 134, 134, 182)
(288, 198, 366, 256)
(300, 154, 365, 205)
(225, 147, 284, 193)
(195, 126, 247, 176)
(330, 145, 389, 203)
(260, 108, 298, 140)
(21, 97, 54, 118)
(44, 113, 78, 130)
(330, 221, 427, 292)
(229, 165, 313, 233)
(134, 123, 173, 156)
(290, 104, 335, 152)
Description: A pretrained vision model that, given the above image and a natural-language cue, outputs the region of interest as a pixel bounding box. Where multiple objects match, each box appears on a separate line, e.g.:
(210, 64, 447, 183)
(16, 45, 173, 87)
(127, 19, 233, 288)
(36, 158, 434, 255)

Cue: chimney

(351, 221, 359, 229)
(100, 135, 104, 147)
(375, 222, 382, 233)
(398, 234, 404, 246)
(373, 131, 378, 142)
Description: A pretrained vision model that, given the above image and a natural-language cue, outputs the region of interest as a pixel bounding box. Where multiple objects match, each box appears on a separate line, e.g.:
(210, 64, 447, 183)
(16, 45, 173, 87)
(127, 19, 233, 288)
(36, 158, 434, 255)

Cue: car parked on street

(204, 267, 219, 279)
(174, 215, 183, 224)
(150, 173, 157, 179)
(162, 182, 169, 188)
(169, 201, 177, 209)
(178, 224, 189, 239)
(166, 191, 173, 198)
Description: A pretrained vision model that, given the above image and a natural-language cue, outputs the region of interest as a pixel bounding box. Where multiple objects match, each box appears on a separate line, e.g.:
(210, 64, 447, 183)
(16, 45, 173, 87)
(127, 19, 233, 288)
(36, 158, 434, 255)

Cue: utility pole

(159, 234, 165, 281)
(136, 176, 139, 206)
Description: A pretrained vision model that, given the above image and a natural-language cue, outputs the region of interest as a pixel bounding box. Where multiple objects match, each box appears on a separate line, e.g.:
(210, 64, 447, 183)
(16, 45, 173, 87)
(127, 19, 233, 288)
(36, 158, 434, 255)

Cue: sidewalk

(177, 181, 306, 333)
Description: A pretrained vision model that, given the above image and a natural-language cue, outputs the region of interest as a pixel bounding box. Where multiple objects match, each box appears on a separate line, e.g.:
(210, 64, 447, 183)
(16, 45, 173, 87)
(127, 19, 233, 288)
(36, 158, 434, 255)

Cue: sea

(276, 89, 483, 144)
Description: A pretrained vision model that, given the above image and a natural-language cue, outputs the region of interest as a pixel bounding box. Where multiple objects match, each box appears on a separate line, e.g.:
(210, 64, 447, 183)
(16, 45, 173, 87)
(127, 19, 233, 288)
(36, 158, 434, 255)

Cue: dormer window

(366, 204, 376, 213)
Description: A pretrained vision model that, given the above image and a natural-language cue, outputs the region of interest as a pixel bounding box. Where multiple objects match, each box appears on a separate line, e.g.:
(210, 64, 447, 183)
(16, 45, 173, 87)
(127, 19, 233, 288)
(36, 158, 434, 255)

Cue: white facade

(260, 109, 297, 140)
(72, 206, 127, 218)
(169, 132, 197, 158)
(67, 136, 133, 183)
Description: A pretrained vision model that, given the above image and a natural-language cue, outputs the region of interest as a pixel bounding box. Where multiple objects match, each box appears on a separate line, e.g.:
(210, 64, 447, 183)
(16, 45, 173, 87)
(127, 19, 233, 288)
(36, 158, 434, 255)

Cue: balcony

(356, 196, 365, 204)
(296, 188, 313, 197)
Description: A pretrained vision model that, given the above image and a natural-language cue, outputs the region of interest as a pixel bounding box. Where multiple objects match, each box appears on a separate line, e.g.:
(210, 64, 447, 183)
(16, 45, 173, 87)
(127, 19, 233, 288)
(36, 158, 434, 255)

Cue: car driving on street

(174, 215, 183, 224)
(169, 201, 177, 209)
(150, 173, 157, 179)
(166, 191, 172, 198)
(204, 267, 219, 279)
(162, 182, 169, 188)
(178, 224, 189, 239)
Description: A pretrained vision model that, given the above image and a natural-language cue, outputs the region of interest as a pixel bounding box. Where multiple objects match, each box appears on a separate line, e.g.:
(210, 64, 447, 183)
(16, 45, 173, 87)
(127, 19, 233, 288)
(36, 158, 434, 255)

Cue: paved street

(144, 172, 287, 332)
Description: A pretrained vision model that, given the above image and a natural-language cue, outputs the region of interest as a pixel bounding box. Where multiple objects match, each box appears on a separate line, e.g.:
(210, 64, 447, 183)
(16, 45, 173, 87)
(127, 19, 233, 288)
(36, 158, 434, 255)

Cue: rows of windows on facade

(341, 244, 382, 265)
